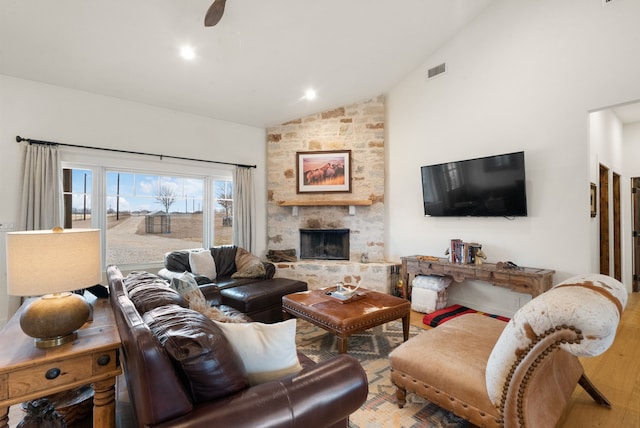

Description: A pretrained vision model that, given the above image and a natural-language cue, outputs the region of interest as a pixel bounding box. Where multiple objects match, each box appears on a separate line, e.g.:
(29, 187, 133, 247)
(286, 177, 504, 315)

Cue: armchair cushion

(144, 305, 249, 403)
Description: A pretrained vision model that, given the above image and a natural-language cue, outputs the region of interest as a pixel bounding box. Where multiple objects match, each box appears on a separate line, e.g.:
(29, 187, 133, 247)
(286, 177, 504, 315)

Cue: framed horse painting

(296, 150, 351, 193)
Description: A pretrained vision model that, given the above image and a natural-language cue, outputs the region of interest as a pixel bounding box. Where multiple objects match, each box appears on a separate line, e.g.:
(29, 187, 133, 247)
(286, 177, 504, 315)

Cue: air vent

(427, 63, 446, 80)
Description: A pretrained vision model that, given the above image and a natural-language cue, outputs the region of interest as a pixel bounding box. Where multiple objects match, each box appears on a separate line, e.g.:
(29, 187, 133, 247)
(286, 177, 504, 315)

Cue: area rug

(422, 304, 510, 328)
(295, 320, 470, 428)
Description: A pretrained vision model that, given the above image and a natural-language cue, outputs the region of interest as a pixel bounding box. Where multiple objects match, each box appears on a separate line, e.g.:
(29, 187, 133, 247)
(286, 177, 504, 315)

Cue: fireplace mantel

(277, 199, 372, 216)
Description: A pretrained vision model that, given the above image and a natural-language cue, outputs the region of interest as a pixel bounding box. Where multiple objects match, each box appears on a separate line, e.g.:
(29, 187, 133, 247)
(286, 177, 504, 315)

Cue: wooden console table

(0, 296, 122, 428)
(400, 256, 555, 299)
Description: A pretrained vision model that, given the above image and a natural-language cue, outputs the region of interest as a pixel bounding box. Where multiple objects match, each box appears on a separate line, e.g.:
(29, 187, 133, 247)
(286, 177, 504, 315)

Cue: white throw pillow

(189, 250, 217, 279)
(213, 319, 302, 385)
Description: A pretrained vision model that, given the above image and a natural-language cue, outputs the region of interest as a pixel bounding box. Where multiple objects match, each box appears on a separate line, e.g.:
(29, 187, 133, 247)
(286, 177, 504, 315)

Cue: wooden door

(632, 177, 640, 292)
(599, 165, 610, 275)
(613, 172, 621, 281)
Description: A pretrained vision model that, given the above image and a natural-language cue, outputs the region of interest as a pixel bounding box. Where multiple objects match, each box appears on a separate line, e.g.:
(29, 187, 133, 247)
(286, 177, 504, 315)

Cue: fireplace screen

(300, 228, 349, 260)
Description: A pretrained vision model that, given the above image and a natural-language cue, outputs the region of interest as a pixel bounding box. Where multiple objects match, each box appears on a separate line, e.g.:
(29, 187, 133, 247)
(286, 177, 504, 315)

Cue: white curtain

(17, 144, 63, 231)
(232, 166, 255, 252)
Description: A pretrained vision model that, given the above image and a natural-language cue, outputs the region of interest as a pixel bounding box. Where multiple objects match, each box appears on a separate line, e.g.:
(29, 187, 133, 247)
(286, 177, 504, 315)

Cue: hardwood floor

(410, 293, 640, 427)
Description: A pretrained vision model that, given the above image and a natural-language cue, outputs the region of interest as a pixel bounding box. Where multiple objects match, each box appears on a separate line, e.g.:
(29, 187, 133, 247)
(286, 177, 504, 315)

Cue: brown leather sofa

(107, 265, 369, 428)
(158, 246, 307, 323)
(389, 274, 628, 428)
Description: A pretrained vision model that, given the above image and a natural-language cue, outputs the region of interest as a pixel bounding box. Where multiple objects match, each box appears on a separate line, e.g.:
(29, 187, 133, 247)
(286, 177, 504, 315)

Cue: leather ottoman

(282, 288, 411, 353)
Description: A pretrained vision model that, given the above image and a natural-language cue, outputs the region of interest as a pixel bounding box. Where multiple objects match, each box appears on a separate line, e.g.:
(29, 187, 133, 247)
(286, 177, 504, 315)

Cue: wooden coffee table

(282, 287, 411, 354)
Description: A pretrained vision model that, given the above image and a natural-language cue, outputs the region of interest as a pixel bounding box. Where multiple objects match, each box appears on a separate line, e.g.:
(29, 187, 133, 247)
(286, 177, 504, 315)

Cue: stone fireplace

(300, 228, 349, 260)
(266, 95, 397, 293)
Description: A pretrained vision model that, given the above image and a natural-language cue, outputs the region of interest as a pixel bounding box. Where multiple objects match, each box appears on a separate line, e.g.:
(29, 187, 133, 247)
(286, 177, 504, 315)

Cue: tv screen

(421, 151, 527, 217)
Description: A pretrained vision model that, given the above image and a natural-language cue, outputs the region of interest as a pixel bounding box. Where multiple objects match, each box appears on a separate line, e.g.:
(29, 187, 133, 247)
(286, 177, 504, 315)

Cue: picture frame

(296, 150, 351, 193)
(590, 182, 597, 217)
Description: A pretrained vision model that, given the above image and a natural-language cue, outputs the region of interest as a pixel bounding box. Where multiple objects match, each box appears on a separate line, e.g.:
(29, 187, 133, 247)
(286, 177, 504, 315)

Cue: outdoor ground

(72, 212, 231, 265)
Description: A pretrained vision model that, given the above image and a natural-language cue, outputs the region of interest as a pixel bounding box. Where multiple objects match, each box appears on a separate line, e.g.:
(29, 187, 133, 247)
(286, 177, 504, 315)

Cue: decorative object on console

(447, 239, 484, 264)
(296, 150, 351, 193)
(5, 227, 101, 348)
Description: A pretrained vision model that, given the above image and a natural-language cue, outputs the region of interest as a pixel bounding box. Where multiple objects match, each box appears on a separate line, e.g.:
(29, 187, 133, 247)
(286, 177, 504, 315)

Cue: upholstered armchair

(389, 274, 627, 428)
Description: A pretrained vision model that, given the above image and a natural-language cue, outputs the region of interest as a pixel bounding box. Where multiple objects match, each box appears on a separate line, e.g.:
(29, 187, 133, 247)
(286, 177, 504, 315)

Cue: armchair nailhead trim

(497, 324, 582, 428)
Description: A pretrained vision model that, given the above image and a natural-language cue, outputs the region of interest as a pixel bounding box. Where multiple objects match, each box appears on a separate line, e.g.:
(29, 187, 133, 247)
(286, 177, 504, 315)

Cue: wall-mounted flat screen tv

(421, 151, 527, 217)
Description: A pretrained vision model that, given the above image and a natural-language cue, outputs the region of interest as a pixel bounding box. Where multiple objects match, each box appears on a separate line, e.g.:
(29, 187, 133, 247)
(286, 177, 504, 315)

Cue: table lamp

(6, 227, 101, 348)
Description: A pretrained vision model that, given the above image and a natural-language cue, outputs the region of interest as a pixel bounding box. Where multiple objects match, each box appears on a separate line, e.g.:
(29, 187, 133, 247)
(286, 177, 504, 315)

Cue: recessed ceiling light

(180, 46, 196, 60)
(304, 89, 317, 100)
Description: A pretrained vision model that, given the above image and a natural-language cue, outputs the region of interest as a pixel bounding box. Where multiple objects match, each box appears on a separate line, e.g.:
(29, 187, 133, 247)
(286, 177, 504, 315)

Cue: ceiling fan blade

(204, 0, 227, 27)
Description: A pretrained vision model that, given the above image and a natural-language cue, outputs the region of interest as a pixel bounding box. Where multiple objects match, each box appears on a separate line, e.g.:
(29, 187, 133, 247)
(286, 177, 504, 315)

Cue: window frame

(60, 147, 233, 270)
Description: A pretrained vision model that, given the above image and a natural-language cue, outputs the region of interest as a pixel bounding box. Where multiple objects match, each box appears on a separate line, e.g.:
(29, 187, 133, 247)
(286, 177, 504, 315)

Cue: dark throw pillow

(144, 306, 249, 403)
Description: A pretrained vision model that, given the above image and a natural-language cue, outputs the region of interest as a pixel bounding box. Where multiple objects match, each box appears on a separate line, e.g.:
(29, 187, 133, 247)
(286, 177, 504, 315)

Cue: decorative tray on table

(324, 283, 366, 304)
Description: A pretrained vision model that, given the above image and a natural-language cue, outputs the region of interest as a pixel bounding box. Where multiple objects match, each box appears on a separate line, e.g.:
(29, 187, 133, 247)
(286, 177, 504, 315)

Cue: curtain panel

(17, 144, 63, 231)
(232, 166, 255, 252)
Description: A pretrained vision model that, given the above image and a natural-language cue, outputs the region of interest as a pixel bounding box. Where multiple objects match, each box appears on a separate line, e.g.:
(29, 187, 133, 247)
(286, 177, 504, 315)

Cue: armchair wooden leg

(578, 374, 611, 408)
(395, 386, 407, 408)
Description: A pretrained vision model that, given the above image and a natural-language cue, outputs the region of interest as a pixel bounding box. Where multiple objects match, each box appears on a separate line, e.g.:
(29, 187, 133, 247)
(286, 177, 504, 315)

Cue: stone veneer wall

(266, 95, 397, 291)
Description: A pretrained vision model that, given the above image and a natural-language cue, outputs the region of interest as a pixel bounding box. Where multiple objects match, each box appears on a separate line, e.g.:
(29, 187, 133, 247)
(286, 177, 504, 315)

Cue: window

(104, 171, 205, 265)
(62, 154, 233, 268)
(63, 168, 93, 229)
(214, 179, 233, 246)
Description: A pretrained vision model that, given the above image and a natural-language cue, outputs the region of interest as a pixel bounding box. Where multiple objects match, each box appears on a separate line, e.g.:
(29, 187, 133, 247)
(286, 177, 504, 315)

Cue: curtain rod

(15, 135, 256, 169)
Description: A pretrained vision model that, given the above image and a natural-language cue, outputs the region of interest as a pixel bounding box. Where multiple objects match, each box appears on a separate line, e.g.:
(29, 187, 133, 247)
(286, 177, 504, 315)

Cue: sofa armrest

(154, 354, 368, 428)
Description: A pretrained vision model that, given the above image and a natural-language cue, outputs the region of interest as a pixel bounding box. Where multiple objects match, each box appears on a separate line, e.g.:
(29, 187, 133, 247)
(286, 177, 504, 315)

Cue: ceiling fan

(204, 0, 227, 27)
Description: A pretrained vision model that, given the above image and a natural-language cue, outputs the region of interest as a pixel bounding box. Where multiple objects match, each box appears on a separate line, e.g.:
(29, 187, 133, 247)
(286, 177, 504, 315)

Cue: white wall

(0, 75, 267, 326)
(385, 0, 640, 315)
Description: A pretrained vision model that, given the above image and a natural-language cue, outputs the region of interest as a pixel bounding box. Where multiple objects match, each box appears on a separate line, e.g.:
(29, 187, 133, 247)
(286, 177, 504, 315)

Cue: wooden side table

(0, 296, 122, 428)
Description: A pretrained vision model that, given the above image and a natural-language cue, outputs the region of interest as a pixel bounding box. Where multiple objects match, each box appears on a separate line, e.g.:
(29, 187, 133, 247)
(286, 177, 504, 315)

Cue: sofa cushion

(213, 319, 302, 385)
(189, 250, 217, 279)
(232, 247, 266, 279)
(144, 305, 249, 403)
(171, 272, 207, 312)
(124, 271, 169, 294)
(128, 283, 188, 315)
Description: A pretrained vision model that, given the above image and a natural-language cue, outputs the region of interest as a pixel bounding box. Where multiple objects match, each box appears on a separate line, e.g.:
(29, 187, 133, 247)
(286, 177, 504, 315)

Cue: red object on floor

(422, 304, 510, 327)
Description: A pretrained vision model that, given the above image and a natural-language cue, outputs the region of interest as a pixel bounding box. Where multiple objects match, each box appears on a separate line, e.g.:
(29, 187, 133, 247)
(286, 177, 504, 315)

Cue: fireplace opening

(300, 228, 349, 260)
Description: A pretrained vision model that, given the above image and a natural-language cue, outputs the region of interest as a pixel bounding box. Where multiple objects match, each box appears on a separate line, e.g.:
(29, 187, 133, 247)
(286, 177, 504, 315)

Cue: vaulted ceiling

(0, 0, 495, 128)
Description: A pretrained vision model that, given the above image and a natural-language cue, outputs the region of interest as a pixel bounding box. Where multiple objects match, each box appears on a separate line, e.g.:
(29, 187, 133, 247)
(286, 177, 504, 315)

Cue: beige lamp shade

(6, 228, 101, 296)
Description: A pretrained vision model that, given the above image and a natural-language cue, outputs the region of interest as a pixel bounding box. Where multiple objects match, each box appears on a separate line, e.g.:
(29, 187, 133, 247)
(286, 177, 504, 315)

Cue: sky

(69, 169, 231, 213)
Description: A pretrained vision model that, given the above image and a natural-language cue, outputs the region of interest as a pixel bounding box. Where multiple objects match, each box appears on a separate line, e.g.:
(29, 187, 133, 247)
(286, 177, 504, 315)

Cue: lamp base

(19, 292, 91, 348)
(34, 331, 79, 349)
